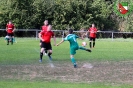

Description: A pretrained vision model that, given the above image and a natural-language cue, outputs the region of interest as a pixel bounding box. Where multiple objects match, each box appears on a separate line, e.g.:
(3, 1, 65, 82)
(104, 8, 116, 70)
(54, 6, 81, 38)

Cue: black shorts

(89, 37, 96, 41)
(7, 33, 14, 37)
(41, 42, 52, 50)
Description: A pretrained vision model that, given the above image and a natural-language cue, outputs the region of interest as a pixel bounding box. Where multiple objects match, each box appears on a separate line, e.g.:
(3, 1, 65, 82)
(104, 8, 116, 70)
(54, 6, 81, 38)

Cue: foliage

(0, 0, 35, 29)
(0, 0, 132, 31)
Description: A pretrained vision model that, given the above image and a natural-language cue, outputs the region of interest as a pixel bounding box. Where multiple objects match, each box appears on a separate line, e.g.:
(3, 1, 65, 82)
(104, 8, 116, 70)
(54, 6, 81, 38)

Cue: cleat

(86, 49, 91, 52)
(74, 63, 77, 68)
(48, 55, 52, 61)
(39, 59, 42, 63)
(74, 64, 77, 68)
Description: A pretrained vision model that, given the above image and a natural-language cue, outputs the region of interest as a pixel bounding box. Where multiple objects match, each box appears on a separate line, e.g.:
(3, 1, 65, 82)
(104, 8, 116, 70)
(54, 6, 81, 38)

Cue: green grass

(0, 81, 133, 88)
(0, 38, 133, 88)
(0, 38, 132, 64)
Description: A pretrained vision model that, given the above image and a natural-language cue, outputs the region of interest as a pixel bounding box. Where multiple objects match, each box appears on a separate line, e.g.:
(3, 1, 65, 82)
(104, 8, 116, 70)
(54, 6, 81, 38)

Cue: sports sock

(40, 52, 43, 60)
(48, 53, 52, 60)
(90, 42, 92, 48)
(7, 39, 9, 45)
(93, 42, 95, 47)
(79, 46, 86, 50)
(71, 57, 76, 65)
(86, 49, 91, 52)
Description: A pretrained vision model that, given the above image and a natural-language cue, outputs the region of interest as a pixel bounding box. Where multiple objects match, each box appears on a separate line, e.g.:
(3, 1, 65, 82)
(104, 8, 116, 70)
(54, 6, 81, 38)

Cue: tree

(0, 0, 118, 31)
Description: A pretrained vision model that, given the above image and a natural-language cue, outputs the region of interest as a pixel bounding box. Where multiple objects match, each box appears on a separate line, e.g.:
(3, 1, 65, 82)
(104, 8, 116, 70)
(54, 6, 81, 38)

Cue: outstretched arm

(56, 39, 64, 46)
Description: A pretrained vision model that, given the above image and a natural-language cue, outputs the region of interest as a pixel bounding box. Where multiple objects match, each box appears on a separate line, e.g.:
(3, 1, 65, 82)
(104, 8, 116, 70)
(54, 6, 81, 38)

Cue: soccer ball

(82, 42, 87, 47)
(5, 36, 9, 39)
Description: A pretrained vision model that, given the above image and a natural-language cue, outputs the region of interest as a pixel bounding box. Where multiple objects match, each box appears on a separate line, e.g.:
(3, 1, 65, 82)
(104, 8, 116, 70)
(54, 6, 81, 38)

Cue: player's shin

(48, 52, 52, 60)
(90, 42, 92, 48)
(7, 38, 9, 45)
(79, 46, 86, 50)
(40, 52, 43, 60)
(71, 57, 77, 68)
(93, 41, 95, 48)
(79, 46, 91, 52)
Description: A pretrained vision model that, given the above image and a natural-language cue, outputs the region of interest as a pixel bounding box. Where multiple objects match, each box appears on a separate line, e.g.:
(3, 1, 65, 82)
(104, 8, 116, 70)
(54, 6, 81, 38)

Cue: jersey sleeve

(64, 35, 70, 41)
(64, 36, 68, 41)
(75, 35, 79, 38)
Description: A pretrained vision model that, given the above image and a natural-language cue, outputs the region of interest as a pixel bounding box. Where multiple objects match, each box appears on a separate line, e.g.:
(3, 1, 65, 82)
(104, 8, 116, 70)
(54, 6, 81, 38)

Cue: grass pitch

(0, 38, 133, 88)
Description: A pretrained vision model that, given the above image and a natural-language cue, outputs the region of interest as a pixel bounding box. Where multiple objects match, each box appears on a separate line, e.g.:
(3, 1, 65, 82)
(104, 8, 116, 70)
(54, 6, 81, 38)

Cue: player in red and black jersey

(38, 25, 56, 62)
(6, 21, 15, 45)
(40, 20, 49, 55)
(87, 24, 97, 48)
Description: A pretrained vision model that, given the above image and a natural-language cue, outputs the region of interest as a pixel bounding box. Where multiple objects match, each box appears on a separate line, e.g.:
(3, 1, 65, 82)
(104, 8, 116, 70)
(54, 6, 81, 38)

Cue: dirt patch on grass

(0, 60, 133, 85)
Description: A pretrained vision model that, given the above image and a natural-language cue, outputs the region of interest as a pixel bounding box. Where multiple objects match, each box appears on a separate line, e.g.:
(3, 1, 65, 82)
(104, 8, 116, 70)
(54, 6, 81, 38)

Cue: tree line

(0, 0, 133, 31)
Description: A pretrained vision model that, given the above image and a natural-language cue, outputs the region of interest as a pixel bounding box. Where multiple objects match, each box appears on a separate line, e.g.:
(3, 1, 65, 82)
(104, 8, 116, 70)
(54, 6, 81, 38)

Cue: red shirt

(88, 27, 97, 38)
(6, 23, 15, 33)
(41, 25, 48, 31)
(40, 31, 54, 43)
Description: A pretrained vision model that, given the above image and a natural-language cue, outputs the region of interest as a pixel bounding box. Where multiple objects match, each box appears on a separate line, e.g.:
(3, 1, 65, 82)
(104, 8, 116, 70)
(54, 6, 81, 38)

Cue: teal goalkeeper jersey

(64, 34, 79, 48)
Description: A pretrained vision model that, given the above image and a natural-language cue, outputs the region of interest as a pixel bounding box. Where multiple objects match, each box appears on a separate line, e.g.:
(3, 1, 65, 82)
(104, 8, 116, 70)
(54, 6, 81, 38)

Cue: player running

(6, 21, 15, 45)
(38, 25, 56, 62)
(87, 23, 97, 48)
(56, 29, 91, 68)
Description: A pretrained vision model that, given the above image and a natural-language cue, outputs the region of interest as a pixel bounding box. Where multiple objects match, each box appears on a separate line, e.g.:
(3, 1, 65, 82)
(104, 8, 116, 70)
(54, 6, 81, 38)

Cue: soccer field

(0, 38, 133, 88)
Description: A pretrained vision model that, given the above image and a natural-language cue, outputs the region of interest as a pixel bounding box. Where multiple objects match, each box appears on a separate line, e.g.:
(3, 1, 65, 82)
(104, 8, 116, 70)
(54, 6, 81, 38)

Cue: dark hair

(69, 29, 73, 34)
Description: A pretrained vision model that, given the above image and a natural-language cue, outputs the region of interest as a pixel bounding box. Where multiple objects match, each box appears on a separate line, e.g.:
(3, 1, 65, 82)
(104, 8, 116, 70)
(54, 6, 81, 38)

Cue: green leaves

(0, 0, 127, 31)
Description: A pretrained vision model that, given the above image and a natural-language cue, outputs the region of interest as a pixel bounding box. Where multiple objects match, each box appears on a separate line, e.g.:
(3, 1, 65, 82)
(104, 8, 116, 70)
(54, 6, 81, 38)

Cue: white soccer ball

(82, 42, 87, 47)
(5, 36, 9, 38)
